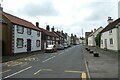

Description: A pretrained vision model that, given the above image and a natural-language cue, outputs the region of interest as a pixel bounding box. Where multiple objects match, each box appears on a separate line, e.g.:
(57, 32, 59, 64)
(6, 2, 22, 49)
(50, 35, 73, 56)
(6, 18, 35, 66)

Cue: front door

(27, 39, 31, 52)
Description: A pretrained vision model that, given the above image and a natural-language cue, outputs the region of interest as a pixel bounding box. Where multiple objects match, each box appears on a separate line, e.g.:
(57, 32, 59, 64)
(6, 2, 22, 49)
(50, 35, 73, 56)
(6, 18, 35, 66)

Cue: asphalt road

(1, 45, 87, 79)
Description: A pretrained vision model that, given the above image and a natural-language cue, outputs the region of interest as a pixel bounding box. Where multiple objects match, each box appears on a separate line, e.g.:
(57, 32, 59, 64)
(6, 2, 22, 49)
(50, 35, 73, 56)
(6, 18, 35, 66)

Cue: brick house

(1, 11, 42, 56)
(36, 23, 58, 50)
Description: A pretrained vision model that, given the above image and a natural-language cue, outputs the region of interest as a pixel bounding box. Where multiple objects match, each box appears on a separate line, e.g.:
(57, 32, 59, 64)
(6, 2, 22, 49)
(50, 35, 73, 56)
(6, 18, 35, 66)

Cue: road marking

(42, 56, 55, 63)
(0, 69, 11, 74)
(3, 66, 32, 79)
(33, 69, 42, 75)
(82, 72, 86, 80)
(64, 70, 83, 73)
(41, 69, 52, 71)
(84, 58, 91, 79)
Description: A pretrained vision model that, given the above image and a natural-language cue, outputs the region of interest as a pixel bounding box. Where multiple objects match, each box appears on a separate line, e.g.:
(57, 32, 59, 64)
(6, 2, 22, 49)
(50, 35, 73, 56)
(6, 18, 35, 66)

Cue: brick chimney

(36, 22, 39, 27)
(46, 25, 50, 31)
(107, 17, 113, 24)
(51, 26, 54, 32)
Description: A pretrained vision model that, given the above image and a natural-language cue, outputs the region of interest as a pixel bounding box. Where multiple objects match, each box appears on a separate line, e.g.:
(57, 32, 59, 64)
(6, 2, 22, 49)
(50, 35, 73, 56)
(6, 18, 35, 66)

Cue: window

(17, 25, 24, 34)
(27, 28, 31, 35)
(48, 36, 50, 39)
(17, 38, 23, 48)
(101, 40, 103, 44)
(109, 30, 112, 34)
(36, 40, 40, 47)
(110, 38, 113, 44)
(37, 31, 40, 37)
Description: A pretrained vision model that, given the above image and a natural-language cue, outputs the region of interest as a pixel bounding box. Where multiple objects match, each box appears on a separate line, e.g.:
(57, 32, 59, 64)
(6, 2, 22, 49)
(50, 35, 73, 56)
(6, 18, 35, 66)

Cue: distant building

(85, 31, 93, 45)
(88, 27, 103, 47)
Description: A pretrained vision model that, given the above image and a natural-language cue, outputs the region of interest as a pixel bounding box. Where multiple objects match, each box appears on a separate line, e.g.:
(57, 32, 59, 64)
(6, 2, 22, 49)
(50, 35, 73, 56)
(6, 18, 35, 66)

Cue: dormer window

(17, 25, 24, 34)
(27, 28, 31, 35)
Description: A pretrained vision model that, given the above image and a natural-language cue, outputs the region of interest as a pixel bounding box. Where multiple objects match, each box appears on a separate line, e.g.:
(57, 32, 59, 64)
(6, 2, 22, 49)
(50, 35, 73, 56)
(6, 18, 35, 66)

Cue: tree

(95, 33, 101, 47)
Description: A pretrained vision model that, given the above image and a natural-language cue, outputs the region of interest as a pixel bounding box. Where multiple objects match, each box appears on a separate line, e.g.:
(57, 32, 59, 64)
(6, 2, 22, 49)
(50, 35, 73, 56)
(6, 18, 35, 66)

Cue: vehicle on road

(57, 44, 64, 50)
(63, 43, 68, 48)
(45, 44, 57, 53)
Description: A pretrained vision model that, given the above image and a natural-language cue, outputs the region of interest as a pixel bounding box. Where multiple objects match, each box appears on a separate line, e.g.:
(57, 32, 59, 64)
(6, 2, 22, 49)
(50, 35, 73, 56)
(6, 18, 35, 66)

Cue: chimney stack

(107, 17, 113, 24)
(51, 26, 54, 32)
(0, 4, 3, 12)
(36, 22, 39, 27)
(94, 28, 96, 32)
(46, 25, 50, 31)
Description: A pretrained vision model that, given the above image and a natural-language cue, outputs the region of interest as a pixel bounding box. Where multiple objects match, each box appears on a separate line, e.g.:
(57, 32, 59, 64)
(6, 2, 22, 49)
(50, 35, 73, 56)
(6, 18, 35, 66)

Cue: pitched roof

(101, 18, 120, 33)
(3, 12, 41, 31)
(55, 31, 64, 38)
(88, 27, 103, 37)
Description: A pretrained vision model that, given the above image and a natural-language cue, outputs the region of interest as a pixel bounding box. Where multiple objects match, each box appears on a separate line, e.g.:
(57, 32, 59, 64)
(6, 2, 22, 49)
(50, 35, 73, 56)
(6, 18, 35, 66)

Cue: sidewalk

(83, 45, 119, 80)
(1, 51, 43, 63)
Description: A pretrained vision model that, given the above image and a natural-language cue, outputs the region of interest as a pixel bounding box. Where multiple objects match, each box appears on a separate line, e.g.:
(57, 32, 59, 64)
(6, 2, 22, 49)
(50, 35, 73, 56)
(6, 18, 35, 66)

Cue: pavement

(2, 51, 44, 63)
(83, 45, 119, 80)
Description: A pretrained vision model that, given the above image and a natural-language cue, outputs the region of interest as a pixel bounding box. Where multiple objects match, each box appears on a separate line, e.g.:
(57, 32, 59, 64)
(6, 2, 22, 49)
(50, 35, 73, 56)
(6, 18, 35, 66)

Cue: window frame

(109, 30, 112, 35)
(17, 38, 24, 48)
(27, 28, 31, 35)
(36, 40, 40, 47)
(17, 25, 24, 34)
(110, 38, 113, 44)
(37, 31, 40, 37)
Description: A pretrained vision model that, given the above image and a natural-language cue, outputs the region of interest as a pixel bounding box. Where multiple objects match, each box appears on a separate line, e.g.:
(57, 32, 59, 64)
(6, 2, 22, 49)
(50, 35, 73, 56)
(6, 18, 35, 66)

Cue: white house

(88, 27, 103, 46)
(100, 17, 120, 51)
(2, 12, 41, 55)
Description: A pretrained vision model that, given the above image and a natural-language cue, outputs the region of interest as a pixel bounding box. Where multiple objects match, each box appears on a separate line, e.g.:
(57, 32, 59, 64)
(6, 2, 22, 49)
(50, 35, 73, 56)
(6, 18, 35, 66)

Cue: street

(1, 45, 87, 79)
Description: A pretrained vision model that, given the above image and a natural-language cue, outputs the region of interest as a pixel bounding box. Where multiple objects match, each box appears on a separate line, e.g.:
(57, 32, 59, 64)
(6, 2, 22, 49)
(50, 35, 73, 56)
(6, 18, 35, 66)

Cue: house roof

(101, 18, 120, 33)
(3, 12, 41, 31)
(55, 31, 64, 38)
(88, 27, 103, 37)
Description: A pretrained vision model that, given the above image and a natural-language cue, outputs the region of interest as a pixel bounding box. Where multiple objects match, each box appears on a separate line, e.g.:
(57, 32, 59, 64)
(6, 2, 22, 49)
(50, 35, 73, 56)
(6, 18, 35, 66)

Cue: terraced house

(2, 10, 42, 56)
(100, 17, 120, 51)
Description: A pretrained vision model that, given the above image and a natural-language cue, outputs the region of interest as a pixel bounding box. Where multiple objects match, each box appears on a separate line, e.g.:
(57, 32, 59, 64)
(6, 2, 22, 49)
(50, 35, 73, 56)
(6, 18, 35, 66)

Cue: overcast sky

(1, 0, 119, 37)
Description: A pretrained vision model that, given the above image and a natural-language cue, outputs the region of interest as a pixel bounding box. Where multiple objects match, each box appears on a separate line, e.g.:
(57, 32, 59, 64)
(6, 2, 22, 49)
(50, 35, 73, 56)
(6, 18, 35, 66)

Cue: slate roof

(101, 18, 120, 33)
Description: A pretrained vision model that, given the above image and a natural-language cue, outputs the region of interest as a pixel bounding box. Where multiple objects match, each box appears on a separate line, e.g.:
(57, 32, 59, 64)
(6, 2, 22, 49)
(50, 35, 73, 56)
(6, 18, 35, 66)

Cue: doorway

(27, 39, 31, 52)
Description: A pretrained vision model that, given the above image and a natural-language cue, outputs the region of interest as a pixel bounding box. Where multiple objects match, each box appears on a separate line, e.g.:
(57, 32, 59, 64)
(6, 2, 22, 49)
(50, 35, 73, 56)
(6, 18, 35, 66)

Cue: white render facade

(13, 25, 41, 54)
(88, 27, 103, 46)
(101, 28, 119, 51)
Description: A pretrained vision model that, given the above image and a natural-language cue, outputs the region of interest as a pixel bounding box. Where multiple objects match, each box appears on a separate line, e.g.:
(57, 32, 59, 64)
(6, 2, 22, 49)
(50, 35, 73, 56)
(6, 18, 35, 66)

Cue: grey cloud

(19, 1, 59, 17)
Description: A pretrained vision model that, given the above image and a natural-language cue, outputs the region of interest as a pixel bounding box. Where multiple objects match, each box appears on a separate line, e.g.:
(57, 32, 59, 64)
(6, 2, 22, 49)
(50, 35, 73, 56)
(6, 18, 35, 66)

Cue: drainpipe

(116, 23, 120, 52)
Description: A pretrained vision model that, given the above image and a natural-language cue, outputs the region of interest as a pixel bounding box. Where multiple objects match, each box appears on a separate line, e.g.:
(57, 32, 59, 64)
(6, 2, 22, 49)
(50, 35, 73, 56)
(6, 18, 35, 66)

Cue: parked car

(45, 44, 57, 53)
(63, 43, 68, 48)
(57, 44, 64, 50)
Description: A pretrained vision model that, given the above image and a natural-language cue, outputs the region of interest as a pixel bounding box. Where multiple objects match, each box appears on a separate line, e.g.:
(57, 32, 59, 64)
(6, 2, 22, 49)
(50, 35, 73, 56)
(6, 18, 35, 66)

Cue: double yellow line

(82, 72, 87, 80)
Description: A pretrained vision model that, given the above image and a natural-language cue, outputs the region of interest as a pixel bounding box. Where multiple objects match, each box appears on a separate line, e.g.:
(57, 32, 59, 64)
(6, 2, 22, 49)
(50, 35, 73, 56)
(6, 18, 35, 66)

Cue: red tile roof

(3, 12, 41, 31)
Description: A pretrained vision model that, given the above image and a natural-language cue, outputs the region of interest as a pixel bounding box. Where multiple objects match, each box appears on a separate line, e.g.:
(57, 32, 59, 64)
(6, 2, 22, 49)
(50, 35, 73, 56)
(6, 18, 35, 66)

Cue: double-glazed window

(36, 40, 40, 47)
(17, 38, 23, 48)
(110, 38, 113, 44)
(17, 25, 24, 34)
(27, 28, 31, 35)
